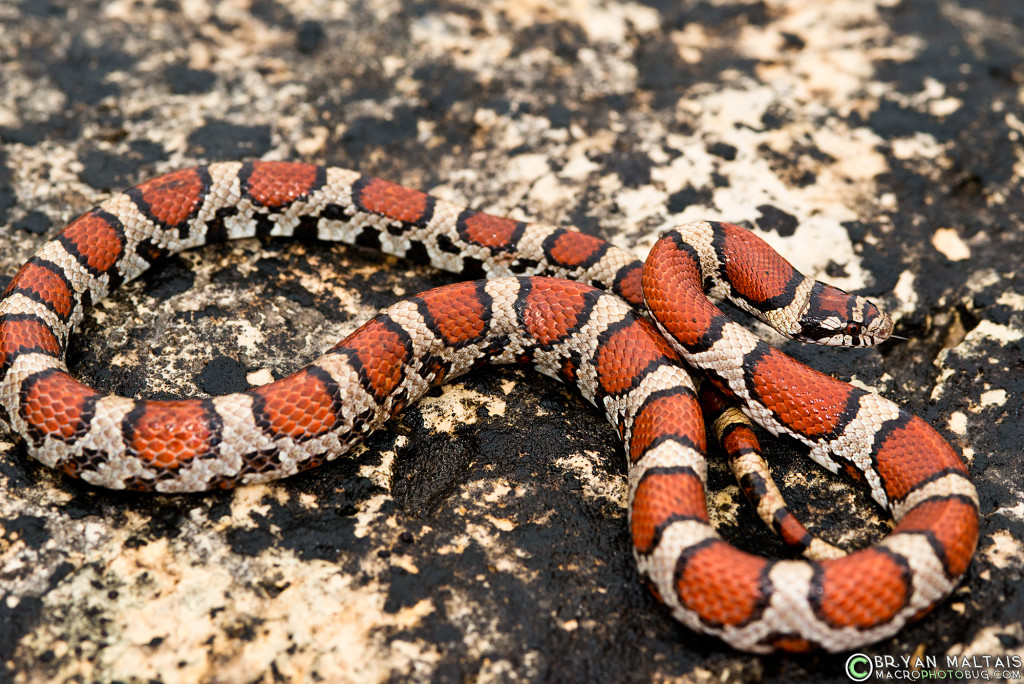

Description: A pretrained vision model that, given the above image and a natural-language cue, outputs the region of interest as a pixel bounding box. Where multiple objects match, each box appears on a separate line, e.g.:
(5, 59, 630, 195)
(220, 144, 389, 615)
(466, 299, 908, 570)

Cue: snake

(0, 160, 979, 653)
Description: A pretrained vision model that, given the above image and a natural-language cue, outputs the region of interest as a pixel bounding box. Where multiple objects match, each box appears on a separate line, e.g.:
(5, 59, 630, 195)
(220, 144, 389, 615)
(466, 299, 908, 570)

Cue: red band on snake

(0, 161, 978, 652)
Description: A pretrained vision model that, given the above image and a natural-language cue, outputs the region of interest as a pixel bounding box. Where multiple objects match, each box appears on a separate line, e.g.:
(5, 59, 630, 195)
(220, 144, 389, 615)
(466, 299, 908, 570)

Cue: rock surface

(1, 0, 1021, 682)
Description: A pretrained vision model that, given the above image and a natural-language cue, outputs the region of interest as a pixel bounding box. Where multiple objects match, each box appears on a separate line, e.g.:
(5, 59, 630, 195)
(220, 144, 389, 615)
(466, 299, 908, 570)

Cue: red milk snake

(0, 161, 978, 652)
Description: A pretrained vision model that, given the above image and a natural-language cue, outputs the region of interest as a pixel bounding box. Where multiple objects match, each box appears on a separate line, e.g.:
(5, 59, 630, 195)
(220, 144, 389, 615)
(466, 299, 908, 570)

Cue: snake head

(796, 282, 895, 347)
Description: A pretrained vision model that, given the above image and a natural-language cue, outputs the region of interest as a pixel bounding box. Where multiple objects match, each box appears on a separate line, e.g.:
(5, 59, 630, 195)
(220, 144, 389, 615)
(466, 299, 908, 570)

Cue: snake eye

(844, 322, 862, 336)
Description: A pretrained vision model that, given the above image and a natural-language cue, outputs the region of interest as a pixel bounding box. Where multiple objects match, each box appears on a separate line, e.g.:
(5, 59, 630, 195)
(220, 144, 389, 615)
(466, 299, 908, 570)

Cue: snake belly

(0, 161, 979, 652)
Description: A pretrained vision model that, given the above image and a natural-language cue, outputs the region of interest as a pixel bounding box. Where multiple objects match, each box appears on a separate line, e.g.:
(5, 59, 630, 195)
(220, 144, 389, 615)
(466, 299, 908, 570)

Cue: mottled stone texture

(1, 0, 1021, 682)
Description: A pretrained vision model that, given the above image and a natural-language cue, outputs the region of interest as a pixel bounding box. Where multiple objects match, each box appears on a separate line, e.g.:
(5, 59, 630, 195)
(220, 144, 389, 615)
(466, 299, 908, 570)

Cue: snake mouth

(795, 325, 880, 347)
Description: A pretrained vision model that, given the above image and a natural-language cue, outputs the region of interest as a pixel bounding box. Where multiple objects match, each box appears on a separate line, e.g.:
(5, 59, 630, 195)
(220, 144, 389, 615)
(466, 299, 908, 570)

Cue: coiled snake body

(0, 161, 978, 652)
